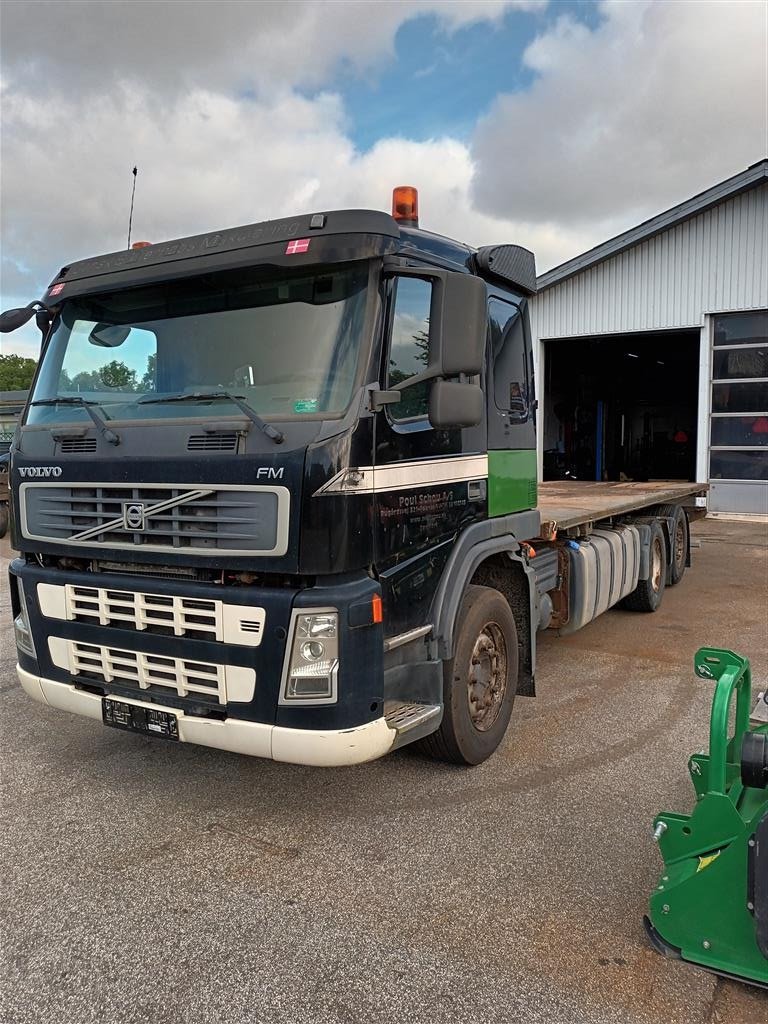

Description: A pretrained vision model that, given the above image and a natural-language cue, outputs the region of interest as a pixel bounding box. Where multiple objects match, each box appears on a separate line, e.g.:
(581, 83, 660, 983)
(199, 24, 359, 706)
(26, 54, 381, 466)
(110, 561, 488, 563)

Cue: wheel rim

(651, 537, 663, 591)
(467, 622, 508, 732)
(674, 519, 685, 569)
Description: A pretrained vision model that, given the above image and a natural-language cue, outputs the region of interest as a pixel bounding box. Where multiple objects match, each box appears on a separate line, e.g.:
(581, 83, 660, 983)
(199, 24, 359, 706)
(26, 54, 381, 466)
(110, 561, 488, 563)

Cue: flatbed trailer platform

(535, 481, 708, 537)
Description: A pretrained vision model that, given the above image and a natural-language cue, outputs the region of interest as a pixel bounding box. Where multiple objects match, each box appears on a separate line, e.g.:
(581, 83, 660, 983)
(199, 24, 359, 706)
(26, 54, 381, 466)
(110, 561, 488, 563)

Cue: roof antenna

(127, 166, 138, 249)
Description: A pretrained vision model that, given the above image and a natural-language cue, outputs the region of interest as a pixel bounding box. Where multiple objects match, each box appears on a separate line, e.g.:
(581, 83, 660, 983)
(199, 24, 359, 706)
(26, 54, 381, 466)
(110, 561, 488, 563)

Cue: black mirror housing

(429, 380, 483, 429)
(88, 323, 131, 348)
(0, 306, 37, 333)
(431, 272, 486, 377)
(383, 262, 487, 384)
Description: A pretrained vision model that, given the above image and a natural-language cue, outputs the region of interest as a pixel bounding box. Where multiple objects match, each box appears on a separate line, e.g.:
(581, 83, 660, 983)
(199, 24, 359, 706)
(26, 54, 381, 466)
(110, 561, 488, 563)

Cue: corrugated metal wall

(531, 184, 768, 340)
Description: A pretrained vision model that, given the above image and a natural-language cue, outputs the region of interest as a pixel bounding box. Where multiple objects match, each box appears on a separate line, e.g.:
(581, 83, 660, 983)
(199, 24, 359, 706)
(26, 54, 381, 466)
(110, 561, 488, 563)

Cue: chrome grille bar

(21, 481, 289, 555)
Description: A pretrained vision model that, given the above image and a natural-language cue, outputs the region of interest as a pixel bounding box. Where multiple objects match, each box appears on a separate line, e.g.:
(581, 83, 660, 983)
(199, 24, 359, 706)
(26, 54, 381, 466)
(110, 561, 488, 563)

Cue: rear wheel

(418, 585, 518, 765)
(653, 504, 688, 585)
(623, 520, 667, 612)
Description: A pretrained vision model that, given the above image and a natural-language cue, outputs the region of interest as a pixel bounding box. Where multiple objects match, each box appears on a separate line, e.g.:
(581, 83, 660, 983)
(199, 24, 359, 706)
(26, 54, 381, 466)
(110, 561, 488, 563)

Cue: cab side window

(489, 297, 529, 421)
(387, 277, 432, 422)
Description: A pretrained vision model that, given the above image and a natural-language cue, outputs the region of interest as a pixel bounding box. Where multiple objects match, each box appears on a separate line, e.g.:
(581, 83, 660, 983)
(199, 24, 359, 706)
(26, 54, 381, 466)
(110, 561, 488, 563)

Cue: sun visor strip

(45, 211, 401, 300)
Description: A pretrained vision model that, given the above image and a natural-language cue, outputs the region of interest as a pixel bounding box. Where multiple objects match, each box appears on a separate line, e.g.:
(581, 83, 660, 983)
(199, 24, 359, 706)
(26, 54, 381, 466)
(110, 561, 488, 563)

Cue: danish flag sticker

(286, 238, 310, 255)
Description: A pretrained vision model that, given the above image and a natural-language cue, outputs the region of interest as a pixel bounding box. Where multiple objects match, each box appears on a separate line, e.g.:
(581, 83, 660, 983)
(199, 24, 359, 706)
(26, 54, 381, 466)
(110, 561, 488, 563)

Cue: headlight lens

(281, 610, 339, 704)
(14, 579, 36, 658)
(300, 640, 325, 661)
(299, 614, 337, 639)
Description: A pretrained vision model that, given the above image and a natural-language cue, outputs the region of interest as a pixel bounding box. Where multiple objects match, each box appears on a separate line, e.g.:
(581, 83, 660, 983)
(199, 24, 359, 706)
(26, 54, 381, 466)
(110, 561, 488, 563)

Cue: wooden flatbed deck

(536, 481, 707, 535)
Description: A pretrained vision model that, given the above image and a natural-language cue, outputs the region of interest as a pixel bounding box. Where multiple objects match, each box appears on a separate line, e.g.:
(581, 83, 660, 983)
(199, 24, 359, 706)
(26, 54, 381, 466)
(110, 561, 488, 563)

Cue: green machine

(645, 647, 768, 987)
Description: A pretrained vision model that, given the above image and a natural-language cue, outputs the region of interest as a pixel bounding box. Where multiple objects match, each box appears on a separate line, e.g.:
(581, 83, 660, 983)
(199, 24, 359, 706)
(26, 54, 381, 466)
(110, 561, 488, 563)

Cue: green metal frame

(648, 647, 768, 986)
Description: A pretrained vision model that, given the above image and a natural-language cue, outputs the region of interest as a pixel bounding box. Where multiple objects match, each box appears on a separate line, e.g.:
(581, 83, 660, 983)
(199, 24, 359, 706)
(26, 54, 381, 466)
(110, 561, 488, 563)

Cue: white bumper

(16, 666, 396, 768)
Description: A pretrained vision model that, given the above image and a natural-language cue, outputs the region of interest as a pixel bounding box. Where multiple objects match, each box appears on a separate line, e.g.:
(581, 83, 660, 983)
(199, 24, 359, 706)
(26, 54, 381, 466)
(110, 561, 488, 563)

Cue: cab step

(385, 701, 442, 747)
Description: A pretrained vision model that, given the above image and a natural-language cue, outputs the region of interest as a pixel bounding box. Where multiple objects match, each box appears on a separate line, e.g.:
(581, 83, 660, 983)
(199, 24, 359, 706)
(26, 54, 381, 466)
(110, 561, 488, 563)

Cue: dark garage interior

(543, 330, 700, 482)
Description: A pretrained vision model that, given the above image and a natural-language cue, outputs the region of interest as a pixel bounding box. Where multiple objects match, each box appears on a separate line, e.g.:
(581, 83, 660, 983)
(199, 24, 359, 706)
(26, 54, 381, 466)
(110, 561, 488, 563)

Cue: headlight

(14, 579, 36, 658)
(280, 609, 339, 704)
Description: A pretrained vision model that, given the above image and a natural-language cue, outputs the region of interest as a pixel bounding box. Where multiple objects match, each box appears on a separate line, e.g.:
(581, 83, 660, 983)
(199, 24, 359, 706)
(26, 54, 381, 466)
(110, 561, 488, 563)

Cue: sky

(1, 0, 766, 360)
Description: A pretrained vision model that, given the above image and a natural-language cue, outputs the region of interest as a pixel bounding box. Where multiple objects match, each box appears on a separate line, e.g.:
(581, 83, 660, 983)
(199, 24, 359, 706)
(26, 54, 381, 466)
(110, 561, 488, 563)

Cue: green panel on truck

(488, 449, 537, 517)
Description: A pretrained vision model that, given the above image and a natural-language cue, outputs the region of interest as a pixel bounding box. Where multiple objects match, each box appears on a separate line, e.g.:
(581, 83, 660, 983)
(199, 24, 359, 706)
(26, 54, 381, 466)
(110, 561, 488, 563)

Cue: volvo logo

(19, 466, 63, 478)
(123, 502, 146, 530)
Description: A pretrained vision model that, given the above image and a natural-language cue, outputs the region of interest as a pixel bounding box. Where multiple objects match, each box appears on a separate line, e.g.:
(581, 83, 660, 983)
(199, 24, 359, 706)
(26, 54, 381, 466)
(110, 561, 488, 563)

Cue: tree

(99, 360, 137, 390)
(141, 353, 156, 391)
(64, 361, 138, 392)
(0, 354, 37, 390)
(69, 370, 104, 391)
(388, 325, 430, 418)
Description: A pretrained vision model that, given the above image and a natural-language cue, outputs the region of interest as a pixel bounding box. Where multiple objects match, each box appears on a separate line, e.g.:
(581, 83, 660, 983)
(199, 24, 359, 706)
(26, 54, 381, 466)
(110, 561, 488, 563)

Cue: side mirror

(89, 323, 131, 347)
(0, 306, 37, 333)
(431, 272, 486, 377)
(381, 266, 487, 419)
(429, 380, 483, 429)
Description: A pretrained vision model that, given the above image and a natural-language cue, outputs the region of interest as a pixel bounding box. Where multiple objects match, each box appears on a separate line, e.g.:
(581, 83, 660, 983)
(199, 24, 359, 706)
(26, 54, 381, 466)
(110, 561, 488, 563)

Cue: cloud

(1, 0, 764, 364)
(0, 258, 38, 296)
(0, 0, 539, 99)
(1, 85, 548, 286)
(472, 0, 767, 235)
(0, 3, 540, 291)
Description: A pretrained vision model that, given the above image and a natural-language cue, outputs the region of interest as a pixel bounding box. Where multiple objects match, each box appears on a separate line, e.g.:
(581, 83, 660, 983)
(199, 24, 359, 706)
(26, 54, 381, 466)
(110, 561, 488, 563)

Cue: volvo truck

(1, 188, 706, 766)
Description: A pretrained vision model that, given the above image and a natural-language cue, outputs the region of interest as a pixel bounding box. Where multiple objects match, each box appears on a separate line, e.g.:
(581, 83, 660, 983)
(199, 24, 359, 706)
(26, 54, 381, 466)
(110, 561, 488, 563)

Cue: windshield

(27, 263, 371, 425)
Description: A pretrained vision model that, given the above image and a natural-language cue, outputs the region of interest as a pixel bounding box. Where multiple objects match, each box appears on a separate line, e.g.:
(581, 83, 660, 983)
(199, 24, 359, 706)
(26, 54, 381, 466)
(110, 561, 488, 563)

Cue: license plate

(102, 698, 179, 740)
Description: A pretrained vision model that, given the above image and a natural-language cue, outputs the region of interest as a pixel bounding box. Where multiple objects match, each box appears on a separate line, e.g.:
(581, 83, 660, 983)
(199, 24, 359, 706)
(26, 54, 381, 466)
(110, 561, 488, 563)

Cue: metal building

(530, 159, 767, 515)
(0, 390, 28, 454)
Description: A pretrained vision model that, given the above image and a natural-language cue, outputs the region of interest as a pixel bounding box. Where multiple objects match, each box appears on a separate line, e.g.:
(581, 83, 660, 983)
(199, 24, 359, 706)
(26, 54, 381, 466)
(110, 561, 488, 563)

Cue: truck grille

(72, 641, 226, 701)
(21, 482, 287, 555)
(69, 585, 220, 639)
(37, 582, 266, 646)
(48, 637, 256, 705)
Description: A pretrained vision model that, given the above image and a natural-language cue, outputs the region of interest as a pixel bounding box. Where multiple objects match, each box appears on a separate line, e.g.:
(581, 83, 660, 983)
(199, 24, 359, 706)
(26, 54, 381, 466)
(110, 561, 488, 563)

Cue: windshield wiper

(30, 396, 120, 446)
(139, 391, 284, 444)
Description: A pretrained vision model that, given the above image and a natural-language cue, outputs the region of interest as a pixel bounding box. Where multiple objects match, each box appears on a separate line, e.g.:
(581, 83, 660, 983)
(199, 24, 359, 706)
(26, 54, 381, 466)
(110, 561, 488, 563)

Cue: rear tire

(418, 585, 518, 765)
(623, 520, 667, 612)
(653, 504, 688, 585)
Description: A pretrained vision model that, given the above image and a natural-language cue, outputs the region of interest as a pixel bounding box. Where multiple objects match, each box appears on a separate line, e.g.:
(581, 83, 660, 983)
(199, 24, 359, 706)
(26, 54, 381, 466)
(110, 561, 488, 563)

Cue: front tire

(419, 585, 518, 765)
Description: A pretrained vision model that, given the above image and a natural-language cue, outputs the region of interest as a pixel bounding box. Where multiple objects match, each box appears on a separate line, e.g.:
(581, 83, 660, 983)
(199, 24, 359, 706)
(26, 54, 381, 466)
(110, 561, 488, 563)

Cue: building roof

(537, 159, 768, 291)
(0, 390, 29, 405)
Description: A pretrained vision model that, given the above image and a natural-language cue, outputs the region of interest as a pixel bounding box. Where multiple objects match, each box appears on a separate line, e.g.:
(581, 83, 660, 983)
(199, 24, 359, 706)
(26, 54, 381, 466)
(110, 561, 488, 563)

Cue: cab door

(486, 295, 537, 516)
(373, 273, 487, 635)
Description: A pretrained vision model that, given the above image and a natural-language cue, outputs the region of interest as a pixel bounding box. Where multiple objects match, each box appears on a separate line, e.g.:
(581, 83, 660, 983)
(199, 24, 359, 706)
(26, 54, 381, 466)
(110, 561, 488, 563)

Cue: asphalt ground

(1, 518, 767, 1024)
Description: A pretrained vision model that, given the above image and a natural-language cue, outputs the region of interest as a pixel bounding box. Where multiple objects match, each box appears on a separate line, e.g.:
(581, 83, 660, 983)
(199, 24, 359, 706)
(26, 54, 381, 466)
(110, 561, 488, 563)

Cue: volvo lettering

(18, 466, 63, 479)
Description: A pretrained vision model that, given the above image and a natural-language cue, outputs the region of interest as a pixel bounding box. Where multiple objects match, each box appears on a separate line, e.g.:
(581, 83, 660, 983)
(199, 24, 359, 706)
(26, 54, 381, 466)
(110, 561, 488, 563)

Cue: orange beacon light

(391, 186, 419, 227)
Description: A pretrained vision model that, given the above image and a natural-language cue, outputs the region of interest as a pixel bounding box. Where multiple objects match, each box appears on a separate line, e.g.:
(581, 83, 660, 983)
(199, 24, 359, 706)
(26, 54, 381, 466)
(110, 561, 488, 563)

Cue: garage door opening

(543, 330, 700, 482)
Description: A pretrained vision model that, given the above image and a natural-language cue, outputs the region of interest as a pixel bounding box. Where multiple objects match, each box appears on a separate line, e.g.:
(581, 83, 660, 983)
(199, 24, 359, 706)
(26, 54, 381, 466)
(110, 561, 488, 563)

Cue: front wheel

(418, 585, 518, 765)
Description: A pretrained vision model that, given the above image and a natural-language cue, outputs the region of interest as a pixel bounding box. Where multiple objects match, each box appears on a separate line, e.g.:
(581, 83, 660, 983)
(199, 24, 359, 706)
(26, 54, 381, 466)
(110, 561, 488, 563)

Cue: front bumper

(10, 560, 386, 735)
(17, 666, 396, 767)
